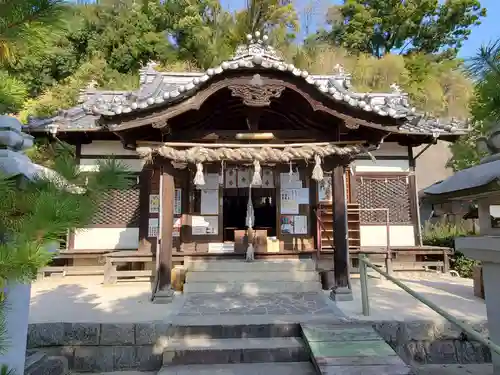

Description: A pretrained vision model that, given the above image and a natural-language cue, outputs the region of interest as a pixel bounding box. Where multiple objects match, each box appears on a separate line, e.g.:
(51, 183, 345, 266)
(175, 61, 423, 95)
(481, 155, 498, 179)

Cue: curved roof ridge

(87, 31, 416, 120)
(25, 32, 469, 138)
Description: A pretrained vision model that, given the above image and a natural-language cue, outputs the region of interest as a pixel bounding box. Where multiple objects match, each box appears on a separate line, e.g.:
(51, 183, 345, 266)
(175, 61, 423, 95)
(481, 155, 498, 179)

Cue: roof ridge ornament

(231, 31, 284, 62)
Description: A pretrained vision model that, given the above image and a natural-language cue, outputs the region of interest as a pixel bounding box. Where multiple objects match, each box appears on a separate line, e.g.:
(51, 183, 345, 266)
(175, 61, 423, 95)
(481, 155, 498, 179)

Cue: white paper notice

(173, 217, 181, 237)
(203, 173, 220, 189)
(192, 215, 219, 235)
(293, 215, 308, 234)
(280, 173, 302, 188)
(149, 194, 160, 213)
(148, 218, 159, 238)
(174, 189, 182, 215)
(318, 177, 332, 202)
(225, 168, 237, 188)
(281, 200, 299, 214)
(201, 189, 219, 214)
(262, 169, 274, 188)
(237, 168, 250, 188)
(296, 188, 310, 204)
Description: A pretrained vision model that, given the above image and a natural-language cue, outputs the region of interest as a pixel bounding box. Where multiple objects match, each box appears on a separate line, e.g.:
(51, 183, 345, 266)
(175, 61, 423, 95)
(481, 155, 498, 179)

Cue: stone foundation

(372, 320, 491, 365)
(26, 320, 492, 372)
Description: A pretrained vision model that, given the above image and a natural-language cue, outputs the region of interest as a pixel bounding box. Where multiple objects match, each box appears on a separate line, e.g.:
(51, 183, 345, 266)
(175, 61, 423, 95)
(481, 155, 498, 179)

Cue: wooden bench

(38, 249, 112, 279)
(352, 246, 453, 273)
(103, 251, 154, 285)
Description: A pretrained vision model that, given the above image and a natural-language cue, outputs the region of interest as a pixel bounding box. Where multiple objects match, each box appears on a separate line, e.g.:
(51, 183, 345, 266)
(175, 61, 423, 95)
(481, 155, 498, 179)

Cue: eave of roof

(24, 32, 470, 139)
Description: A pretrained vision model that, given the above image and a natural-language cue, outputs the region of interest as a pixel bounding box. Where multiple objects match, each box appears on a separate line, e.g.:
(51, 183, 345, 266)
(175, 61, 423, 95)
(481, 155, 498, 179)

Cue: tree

(165, 0, 237, 69)
(0, 139, 133, 285)
(448, 39, 500, 170)
(320, 0, 486, 58)
(0, 0, 66, 64)
(233, 0, 299, 48)
(67, 1, 176, 73)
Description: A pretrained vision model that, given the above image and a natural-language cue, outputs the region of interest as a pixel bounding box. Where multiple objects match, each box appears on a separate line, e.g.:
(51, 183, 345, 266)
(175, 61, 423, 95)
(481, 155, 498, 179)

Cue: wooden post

(158, 164, 174, 291)
(331, 165, 353, 301)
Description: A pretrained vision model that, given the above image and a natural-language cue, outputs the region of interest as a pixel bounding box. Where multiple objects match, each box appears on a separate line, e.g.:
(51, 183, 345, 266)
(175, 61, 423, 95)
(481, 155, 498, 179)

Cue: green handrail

(359, 254, 500, 356)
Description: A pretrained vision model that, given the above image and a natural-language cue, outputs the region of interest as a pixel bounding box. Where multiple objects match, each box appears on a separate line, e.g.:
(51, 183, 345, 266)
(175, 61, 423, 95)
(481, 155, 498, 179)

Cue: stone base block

(329, 287, 354, 302)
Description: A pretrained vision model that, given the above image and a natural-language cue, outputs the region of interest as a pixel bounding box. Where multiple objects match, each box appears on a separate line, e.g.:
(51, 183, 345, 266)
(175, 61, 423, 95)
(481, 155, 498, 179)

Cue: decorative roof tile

(25, 32, 469, 138)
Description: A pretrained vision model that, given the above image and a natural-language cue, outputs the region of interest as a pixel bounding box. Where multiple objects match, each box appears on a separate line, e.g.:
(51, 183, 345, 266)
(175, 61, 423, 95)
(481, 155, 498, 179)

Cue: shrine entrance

(221, 165, 277, 251)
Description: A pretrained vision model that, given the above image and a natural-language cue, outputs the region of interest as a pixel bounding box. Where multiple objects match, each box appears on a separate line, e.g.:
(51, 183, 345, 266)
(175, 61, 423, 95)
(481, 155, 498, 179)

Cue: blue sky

(222, 0, 499, 58)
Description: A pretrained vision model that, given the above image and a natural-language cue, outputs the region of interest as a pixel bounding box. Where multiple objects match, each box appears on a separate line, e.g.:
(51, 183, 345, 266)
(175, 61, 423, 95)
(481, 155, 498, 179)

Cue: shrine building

(25, 33, 465, 299)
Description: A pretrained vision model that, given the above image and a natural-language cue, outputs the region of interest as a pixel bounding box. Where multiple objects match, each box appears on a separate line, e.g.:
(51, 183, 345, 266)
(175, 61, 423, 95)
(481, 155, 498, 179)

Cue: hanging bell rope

(312, 154, 323, 182)
(251, 160, 262, 186)
(193, 162, 205, 186)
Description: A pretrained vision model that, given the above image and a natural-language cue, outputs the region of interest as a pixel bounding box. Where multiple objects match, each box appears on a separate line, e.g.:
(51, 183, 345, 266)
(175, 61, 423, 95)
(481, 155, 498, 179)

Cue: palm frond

(468, 39, 500, 79)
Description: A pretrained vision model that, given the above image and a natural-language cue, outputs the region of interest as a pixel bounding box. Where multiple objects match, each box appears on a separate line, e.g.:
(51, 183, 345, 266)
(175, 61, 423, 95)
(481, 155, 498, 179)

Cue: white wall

(79, 158, 145, 172)
(413, 140, 453, 192)
(79, 140, 145, 172)
(352, 159, 410, 173)
(73, 228, 139, 250)
(370, 143, 409, 157)
(354, 143, 415, 246)
(80, 140, 138, 156)
(360, 225, 415, 247)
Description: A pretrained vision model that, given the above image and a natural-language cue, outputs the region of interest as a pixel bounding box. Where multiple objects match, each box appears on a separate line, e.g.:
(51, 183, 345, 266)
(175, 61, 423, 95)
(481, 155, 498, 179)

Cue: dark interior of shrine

(222, 187, 277, 242)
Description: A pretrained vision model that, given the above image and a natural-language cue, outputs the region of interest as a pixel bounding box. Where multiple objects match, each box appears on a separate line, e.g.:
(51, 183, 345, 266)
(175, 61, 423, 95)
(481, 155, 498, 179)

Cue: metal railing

(359, 254, 500, 356)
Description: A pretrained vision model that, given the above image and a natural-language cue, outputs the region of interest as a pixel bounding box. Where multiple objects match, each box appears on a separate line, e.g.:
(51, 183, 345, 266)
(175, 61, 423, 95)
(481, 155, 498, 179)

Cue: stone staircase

(183, 259, 322, 294)
(153, 322, 413, 375)
(156, 323, 316, 375)
(302, 323, 413, 374)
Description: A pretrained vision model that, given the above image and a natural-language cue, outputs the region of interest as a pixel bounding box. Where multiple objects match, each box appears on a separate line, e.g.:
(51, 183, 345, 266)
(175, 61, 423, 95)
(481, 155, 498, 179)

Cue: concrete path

(337, 272, 486, 322)
(413, 364, 493, 375)
(29, 272, 486, 324)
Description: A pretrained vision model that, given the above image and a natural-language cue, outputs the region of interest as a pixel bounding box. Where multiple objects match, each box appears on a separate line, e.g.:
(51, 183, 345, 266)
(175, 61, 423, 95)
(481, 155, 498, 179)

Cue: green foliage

(0, 140, 134, 284)
(0, 71, 27, 114)
(68, 1, 176, 73)
(422, 221, 477, 278)
(448, 39, 500, 170)
(321, 0, 486, 58)
(0, 0, 67, 64)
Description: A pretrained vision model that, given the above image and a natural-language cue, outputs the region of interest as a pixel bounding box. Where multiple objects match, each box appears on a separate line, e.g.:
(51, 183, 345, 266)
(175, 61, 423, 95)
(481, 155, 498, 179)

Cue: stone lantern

(0, 115, 60, 374)
(424, 127, 500, 374)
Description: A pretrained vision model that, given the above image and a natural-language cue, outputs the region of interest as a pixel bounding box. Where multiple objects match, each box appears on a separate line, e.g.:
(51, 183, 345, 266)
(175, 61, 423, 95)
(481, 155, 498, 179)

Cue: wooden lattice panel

(355, 176, 412, 224)
(91, 188, 140, 226)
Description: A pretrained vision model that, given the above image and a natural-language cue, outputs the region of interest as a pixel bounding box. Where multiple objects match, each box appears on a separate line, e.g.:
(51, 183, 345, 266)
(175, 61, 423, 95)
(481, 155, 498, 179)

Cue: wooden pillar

(408, 146, 423, 246)
(331, 164, 353, 301)
(158, 164, 174, 291)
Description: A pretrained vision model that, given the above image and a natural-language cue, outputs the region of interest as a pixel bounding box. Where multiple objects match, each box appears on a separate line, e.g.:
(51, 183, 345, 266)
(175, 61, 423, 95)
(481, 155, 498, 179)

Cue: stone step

(183, 281, 322, 294)
(186, 270, 319, 283)
(185, 259, 316, 272)
(158, 362, 317, 375)
(300, 323, 412, 375)
(167, 323, 300, 339)
(159, 337, 309, 366)
(24, 350, 68, 375)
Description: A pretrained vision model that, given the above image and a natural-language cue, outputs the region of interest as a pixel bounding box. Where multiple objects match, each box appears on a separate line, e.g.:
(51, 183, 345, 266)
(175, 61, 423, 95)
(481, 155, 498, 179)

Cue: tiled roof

(25, 32, 469, 138)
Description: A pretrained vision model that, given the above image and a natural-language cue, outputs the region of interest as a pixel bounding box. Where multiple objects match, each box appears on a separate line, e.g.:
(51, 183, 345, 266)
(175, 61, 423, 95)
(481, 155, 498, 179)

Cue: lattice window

(91, 188, 140, 226)
(355, 175, 412, 224)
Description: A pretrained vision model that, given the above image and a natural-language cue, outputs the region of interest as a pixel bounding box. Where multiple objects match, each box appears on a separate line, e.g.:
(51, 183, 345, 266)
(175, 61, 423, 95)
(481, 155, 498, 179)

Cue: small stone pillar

(0, 115, 36, 374)
(456, 196, 500, 374)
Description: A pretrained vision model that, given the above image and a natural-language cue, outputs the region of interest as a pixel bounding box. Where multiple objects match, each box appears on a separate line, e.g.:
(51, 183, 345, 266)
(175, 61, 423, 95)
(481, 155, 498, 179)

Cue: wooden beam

(332, 165, 350, 290)
(137, 140, 368, 148)
(158, 164, 175, 290)
(167, 129, 338, 142)
(408, 146, 422, 246)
